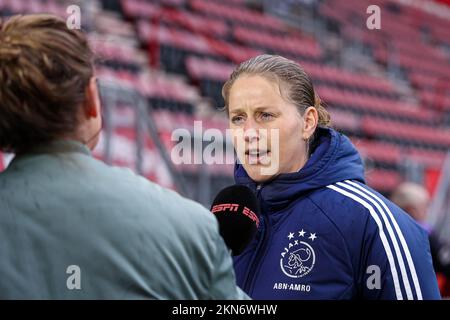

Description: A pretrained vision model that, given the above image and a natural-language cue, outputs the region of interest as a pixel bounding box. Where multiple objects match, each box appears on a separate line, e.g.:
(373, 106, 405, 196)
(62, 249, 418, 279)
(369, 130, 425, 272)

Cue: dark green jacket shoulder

(0, 140, 248, 299)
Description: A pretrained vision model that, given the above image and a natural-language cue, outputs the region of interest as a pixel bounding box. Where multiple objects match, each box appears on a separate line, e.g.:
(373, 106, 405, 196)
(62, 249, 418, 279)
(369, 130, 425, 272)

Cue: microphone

(210, 185, 260, 256)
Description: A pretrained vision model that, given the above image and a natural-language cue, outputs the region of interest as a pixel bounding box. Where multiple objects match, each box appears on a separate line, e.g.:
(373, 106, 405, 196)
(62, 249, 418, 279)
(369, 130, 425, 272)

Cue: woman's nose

(244, 127, 259, 143)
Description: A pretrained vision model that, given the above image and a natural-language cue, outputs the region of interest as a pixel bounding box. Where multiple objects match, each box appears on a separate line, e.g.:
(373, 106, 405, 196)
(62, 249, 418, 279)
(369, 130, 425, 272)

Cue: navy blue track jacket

(233, 127, 441, 300)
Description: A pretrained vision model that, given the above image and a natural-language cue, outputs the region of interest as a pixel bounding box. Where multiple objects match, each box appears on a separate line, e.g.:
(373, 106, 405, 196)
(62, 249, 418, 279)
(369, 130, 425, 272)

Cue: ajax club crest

(280, 229, 316, 278)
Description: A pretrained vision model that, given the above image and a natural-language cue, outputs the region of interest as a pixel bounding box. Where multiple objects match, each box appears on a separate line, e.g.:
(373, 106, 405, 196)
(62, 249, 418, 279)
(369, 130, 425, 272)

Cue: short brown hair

(222, 54, 330, 127)
(0, 14, 94, 153)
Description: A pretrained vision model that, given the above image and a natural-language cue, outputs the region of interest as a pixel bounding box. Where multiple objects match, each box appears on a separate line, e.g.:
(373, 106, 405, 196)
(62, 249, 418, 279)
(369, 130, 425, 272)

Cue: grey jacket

(0, 140, 248, 299)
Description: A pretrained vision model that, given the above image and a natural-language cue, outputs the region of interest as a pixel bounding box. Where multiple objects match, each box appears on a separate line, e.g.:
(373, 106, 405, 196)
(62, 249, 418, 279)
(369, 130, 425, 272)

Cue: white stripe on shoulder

(336, 181, 414, 300)
(343, 180, 423, 300)
(326, 184, 403, 300)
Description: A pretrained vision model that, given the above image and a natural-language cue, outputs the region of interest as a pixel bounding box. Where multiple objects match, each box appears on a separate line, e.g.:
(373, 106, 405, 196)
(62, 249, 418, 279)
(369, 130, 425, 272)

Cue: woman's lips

(245, 150, 271, 165)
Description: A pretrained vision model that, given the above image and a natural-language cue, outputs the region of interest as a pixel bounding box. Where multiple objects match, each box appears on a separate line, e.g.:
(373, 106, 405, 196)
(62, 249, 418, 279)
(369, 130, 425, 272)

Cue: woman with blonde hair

(222, 54, 440, 300)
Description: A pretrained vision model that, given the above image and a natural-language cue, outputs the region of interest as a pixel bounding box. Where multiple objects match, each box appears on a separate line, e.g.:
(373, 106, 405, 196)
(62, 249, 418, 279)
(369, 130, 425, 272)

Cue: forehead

(228, 75, 285, 111)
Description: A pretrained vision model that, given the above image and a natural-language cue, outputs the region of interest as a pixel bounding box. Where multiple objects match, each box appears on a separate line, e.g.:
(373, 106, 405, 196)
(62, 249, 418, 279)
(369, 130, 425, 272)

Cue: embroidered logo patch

(280, 229, 317, 278)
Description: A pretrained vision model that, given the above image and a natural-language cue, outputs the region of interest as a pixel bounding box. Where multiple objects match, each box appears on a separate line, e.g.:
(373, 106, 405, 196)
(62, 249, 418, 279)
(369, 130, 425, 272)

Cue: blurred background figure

(392, 182, 450, 298)
(391, 182, 431, 227)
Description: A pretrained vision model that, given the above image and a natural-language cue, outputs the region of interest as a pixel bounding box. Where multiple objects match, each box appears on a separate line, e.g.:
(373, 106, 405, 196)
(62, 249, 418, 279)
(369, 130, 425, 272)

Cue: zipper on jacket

(242, 184, 271, 294)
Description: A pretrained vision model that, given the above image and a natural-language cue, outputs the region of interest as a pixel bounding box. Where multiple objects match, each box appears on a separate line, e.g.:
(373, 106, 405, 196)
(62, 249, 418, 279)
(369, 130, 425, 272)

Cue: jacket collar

(9, 139, 91, 168)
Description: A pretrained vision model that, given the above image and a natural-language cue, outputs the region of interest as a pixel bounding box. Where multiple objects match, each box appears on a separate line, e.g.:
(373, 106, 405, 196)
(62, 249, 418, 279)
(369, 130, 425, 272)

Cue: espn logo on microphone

(212, 203, 260, 227)
(212, 203, 239, 212)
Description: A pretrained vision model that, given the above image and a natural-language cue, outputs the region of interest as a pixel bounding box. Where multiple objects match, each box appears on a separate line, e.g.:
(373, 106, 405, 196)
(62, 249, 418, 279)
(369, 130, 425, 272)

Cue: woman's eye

(231, 116, 245, 125)
(260, 113, 274, 121)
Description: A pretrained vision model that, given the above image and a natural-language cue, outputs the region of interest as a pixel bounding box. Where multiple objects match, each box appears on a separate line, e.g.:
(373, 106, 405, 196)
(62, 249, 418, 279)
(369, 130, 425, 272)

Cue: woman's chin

(245, 165, 277, 183)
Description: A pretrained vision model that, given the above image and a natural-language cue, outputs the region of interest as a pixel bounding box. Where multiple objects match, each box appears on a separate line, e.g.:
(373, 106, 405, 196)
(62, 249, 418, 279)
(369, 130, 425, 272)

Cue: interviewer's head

(222, 54, 330, 182)
(0, 14, 101, 154)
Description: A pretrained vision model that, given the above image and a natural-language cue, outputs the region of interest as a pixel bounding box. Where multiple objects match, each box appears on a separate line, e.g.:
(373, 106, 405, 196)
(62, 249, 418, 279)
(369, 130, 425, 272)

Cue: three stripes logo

(327, 180, 423, 300)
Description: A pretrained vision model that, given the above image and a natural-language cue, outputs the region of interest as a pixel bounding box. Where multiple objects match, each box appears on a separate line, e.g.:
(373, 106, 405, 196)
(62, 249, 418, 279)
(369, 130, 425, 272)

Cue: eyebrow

(229, 106, 275, 115)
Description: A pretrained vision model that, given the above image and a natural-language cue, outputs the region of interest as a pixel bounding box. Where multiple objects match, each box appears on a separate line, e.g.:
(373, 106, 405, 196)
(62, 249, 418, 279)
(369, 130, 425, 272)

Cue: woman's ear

(83, 77, 101, 119)
(302, 106, 318, 140)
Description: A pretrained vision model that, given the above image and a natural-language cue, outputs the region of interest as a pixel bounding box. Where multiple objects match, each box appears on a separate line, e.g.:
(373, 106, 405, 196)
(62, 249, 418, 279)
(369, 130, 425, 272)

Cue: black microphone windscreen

(210, 185, 260, 256)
